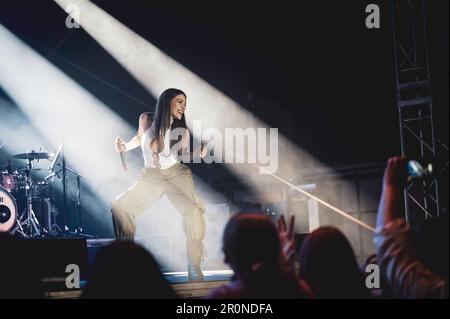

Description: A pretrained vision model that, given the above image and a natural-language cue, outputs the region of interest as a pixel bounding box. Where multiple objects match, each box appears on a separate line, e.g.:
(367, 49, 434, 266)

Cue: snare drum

(0, 187, 18, 232)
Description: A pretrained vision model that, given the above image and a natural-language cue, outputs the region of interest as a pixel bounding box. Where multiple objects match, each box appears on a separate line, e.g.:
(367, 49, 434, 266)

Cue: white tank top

(141, 126, 179, 169)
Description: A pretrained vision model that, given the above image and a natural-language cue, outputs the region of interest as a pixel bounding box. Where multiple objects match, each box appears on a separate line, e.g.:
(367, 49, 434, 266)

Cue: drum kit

(0, 148, 90, 238)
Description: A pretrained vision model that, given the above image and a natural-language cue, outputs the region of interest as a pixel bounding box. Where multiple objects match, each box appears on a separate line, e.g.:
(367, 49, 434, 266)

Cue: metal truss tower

(391, 0, 449, 225)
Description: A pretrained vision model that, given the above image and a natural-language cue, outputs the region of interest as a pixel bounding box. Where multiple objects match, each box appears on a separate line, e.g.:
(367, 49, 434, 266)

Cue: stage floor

(86, 238, 233, 282)
(45, 272, 232, 299)
(36, 238, 232, 298)
(164, 270, 233, 283)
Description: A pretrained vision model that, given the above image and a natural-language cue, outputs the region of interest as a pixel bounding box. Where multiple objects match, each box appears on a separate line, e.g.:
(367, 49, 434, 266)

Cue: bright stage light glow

(0, 97, 51, 161)
(0, 24, 139, 231)
(0, 23, 233, 269)
(54, 0, 375, 236)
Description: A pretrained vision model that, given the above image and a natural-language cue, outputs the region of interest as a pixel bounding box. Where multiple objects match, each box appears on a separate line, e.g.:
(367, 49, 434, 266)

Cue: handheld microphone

(115, 137, 127, 171)
(119, 149, 128, 171)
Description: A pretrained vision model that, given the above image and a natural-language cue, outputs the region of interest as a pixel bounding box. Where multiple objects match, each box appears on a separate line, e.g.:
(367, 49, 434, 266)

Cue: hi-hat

(13, 152, 52, 160)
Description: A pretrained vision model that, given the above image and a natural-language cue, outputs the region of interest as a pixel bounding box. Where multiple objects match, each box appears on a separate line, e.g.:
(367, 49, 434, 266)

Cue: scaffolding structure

(391, 0, 449, 225)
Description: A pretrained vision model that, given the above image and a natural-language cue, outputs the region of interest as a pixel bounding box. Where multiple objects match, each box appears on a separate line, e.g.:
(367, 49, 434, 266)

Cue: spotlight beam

(54, 0, 376, 233)
(0, 23, 139, 231)
(257, 163, 375, 232)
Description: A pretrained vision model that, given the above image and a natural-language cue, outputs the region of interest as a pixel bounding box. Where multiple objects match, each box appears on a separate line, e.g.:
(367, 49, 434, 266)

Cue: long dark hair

(299, 226, 371, 298)
(82, 240, 179, 299)
(223, 214, 281, 276)
(153, 88, 188, 149)
(222, 213, 310, 298)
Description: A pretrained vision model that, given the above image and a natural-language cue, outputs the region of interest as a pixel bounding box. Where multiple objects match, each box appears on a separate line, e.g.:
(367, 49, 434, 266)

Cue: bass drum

(0, 187, 17, 233)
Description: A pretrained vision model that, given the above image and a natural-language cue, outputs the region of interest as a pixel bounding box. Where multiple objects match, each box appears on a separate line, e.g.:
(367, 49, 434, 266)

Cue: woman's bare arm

(115, 112, 152, 152)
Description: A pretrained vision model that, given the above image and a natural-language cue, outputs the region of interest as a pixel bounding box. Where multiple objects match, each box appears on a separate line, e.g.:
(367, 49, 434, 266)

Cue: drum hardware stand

(75, 174, 84, 235)
(50, 142, 93, 238)
(44, 197, 61, 237)
(43, 171, 63, 237)
(10, 212, 25, 238)
(9, 149, 55, 238)
(61, 164, 93, 238)
(17, 158, 42, 238)
(47, 142, 71, 237)
(49, 211, 62, 236)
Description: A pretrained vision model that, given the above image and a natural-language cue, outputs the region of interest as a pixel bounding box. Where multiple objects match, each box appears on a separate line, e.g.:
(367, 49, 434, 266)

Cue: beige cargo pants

(111, 163, 206, 269)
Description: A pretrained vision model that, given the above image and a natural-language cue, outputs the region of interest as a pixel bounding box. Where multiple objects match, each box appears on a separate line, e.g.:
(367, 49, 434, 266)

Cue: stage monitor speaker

(1, 238, 88, 280)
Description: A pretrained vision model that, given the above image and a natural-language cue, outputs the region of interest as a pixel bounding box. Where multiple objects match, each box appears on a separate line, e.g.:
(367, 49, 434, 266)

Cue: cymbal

(13, 152, 52, 160)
